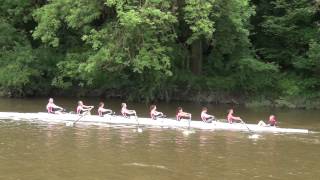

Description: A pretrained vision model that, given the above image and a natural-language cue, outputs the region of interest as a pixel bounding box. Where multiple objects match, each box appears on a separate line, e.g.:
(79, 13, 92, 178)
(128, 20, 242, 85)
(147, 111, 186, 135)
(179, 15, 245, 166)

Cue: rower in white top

(98, 102, 113, 117)
(46, 98, 64, 114)
(121, 103, 137, 118)
(76, 101, 94, 115)
(200, 107, 215, 123)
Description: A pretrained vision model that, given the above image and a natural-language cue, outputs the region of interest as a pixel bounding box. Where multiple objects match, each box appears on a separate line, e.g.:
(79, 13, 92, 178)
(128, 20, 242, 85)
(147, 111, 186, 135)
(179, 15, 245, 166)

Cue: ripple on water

(122, 162, 170, 171)
(286, 133, 320, 145)
(0, 119, 320, 180)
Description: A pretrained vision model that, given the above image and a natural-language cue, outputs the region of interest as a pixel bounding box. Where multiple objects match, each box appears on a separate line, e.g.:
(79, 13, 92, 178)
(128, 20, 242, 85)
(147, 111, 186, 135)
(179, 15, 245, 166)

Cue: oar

(66, 115, 85, 127)
(240, 119, 262, 139)
(218, 118, 253, 132)
(239, 119, 253, 133)
(182, 115, 194, 136)
(65, 108, 92, 127)
(135, 114, 143, 133)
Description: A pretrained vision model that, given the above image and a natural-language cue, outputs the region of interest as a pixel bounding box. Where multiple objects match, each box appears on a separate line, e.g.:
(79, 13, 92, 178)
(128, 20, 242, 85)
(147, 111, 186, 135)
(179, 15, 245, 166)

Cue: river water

(0, 97, 319, 180)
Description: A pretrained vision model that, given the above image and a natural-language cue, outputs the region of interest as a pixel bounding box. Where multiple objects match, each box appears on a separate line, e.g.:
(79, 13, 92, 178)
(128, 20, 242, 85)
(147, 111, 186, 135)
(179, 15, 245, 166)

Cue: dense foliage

(0, 0, 320, 108)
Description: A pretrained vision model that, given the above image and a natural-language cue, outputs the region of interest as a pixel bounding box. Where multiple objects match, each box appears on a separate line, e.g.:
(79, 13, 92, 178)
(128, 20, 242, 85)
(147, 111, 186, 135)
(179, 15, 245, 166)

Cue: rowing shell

(0, 112, 309, 134)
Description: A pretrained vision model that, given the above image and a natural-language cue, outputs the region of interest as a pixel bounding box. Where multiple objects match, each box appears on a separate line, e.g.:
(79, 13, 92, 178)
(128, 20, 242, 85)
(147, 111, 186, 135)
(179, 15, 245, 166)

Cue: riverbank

(1, 88, 318, 110)
(170, 91, 320, 110)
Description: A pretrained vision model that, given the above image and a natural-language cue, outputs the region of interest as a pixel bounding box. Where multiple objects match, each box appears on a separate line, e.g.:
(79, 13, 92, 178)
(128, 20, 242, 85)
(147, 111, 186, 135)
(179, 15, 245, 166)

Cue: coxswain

(258, 115, 277, 126)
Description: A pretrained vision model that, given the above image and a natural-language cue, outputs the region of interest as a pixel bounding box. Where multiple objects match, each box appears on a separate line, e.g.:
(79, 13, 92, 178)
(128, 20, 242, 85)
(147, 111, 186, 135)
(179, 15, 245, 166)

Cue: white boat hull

(0, 112, 309, 134)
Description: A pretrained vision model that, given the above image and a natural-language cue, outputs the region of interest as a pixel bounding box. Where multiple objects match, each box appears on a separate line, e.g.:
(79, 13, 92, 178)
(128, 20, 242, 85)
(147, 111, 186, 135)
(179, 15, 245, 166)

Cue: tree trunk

(190, 39, 202, 75)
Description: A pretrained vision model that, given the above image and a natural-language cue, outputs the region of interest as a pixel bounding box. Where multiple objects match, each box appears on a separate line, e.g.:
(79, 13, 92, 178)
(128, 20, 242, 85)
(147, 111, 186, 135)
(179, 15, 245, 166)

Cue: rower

(258, 115, 277, 127)
(98, 102, 113, 117)
(46, 98, 64, 114)
(227, 109, 242, 123)
(201, 107, 215, 123)
(77, 101, 94, 115)
(150, 105, 165, 120)
(176, 107, 191, 121)
(121, 103, 137, 117)
(269, 115, 277, 126)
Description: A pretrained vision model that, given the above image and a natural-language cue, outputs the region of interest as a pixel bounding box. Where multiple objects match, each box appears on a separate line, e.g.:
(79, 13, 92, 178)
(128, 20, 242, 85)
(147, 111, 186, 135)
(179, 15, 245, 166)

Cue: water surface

(0, 98, 319, 179)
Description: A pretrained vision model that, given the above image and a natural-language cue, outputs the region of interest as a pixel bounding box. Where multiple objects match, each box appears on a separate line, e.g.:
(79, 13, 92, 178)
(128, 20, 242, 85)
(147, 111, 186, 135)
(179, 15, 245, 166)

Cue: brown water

(0, 97, 319, 180)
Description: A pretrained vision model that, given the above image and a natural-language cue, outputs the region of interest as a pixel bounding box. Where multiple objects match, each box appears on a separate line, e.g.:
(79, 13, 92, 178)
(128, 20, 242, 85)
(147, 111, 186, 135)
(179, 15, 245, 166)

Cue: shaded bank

(1, 88, 318, 110)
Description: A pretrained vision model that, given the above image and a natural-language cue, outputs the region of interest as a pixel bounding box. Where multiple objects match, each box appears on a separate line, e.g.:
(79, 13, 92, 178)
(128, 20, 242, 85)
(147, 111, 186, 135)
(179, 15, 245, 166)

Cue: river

(0, 97, 319, 179)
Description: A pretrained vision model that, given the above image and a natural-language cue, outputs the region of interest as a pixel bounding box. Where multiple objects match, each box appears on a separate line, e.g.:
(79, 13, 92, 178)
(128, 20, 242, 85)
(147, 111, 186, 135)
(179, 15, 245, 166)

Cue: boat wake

(122, 162, 169, 170)
(182, 129, 196, 136)
(248, 134, 261, 140)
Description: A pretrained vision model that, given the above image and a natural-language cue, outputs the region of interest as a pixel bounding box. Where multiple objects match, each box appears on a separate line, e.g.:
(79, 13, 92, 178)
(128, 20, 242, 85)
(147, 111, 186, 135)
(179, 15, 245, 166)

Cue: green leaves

(239, 57, 278, 72)
(251, 0, 320, 105)
(0, 19, 35, 95)
(1, 0, 320, 106)
(32, 2, 62, 47)
(307, 41, 320, 73)
(33, 0, 102, 47)
(184, 0, 216, 44)
(32, 0, 178, 100)
(0, 46, 37, 90)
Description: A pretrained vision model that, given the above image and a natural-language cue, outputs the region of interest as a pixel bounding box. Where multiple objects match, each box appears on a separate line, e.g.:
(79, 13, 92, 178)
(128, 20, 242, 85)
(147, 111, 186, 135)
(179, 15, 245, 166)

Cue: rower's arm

(52, 104, 63, 109)
(182, 112, 191, 116)
(204, 113, 212, 118)
(101, 108, 112, 112)
(83, 105, 94, 109)
(229, 114, 241, 121)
